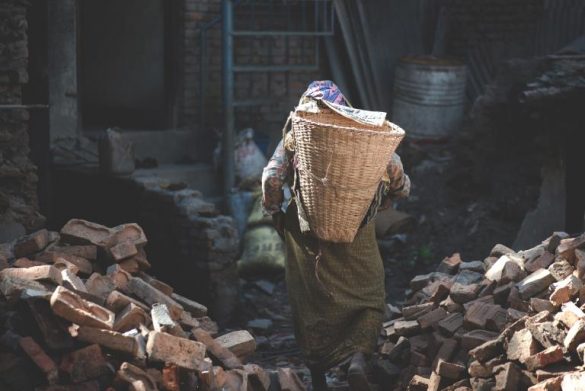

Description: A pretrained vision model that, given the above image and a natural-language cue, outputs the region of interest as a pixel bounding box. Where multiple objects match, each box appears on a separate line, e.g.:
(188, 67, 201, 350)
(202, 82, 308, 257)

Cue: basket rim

(293, 112, 406, 138)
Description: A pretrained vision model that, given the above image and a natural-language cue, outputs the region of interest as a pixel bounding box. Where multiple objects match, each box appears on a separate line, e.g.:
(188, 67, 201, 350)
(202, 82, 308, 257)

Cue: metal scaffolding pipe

(222, 0, 235, 200)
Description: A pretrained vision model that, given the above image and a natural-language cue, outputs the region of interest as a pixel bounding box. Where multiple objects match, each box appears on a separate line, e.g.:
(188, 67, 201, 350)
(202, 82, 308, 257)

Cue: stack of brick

(0, 219, 304, 391)
(378, 232, 585, 391)
(134, 181, 239, 325)
(0, 0, 45, 239)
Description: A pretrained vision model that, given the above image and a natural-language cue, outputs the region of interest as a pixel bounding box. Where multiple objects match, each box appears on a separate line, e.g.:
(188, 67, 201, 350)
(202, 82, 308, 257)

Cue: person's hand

(272, 212, 285, 240)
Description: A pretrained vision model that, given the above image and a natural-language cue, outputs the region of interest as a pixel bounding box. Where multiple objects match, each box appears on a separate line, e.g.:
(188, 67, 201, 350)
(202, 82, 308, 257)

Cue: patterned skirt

(283, 202, 385, 371)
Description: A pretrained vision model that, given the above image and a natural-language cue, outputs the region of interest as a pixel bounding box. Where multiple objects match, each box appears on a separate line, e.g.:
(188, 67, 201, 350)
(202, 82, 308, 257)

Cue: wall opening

(79, 0, 171, 130)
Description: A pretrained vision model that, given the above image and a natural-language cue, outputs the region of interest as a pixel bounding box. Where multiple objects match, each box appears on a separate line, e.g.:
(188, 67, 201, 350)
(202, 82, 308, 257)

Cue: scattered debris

(0, 219, 307, 390)
(378, 231, 585, 390)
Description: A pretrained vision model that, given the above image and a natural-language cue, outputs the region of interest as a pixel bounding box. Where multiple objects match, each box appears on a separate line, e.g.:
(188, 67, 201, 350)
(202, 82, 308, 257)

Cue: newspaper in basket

(291, 100, 405, 243)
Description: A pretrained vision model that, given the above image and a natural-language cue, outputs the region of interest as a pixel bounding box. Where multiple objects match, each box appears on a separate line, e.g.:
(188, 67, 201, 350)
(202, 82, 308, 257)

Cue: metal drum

(392, 57, 467, 140)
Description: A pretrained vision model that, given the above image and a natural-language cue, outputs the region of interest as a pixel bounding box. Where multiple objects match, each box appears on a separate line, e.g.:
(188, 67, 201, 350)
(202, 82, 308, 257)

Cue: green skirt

(284, 202, 386, 371)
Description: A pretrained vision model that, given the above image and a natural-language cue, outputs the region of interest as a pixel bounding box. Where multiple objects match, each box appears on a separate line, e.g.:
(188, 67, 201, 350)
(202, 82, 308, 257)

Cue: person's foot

(347, 352, 371, 391)
(310, 368, 328, 391)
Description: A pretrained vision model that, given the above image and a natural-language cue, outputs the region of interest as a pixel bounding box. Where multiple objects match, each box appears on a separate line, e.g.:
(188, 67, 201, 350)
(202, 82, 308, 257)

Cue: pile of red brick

(379, 232, 585, 391)
(0, 219, 305, 391)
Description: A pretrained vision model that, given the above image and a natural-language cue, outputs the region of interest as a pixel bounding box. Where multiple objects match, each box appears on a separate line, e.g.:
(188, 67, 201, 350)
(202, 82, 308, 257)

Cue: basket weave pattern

(292, 110, 405, 243)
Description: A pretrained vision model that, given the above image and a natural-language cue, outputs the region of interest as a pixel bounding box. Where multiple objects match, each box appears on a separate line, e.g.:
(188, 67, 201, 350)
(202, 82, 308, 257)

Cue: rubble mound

(380, 231, 585, 391)
(0, 219, 305, 391)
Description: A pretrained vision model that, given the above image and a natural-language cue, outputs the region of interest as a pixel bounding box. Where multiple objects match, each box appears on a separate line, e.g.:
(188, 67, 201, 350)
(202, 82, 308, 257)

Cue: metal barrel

(391, 57, 467, 140)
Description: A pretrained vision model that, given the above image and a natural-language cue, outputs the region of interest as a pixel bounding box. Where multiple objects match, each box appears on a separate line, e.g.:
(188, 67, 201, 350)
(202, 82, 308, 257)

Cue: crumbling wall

(0, 0, 44, 241)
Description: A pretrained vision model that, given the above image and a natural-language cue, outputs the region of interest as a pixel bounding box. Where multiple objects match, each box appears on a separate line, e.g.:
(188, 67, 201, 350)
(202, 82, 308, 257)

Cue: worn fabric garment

(284, 201, 386, 371)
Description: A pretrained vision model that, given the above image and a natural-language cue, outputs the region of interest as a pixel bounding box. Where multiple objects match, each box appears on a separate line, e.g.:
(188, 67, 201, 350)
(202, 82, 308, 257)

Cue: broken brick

(171, 292, 208, 317)
(14, 229, 49, 258)
(493, 362, 520, 391)
(127, 277, 183, 320)
(150, 303, 186, 338)
(60, 344, 109, 383)
(138, 272, 173, 296)
(215, 330, 257, 361)
(60, 219, 113, 247)
(563, 319, 585, 351)
(85, 273, 116, 300)
(418, 308, 448, 330)
(524, 346, 564, 371)
(438, 313, 464, 336)
(435, 359, 466, 380)
(109, 240, 138, 262)
(527, 376, 562, 391)
(517, 269, 556, 300)
(117, 362, 157, 391)
(146, 331, 206, 370)
(50, 286, 115, 329)
(73, 325, 137, 356)
(19, 336, 59, 384)
(193, 327, 242, 370)
(114, 303, 150, 332)
(469, 338, 503, 363)
(461, 330, 499, 350)
(437, 253, 462, 275)
(506, 328, 539, 364)
(394, 319, 421, 336)
(105, 290, 149, 313)
(548, 259, 574, 282)
(549, 275, 582, 306)
(560, 371, 585, 391)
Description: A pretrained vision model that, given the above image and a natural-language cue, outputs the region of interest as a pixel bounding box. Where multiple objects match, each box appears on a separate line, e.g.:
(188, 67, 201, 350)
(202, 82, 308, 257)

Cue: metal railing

(196, 0, 334, 198)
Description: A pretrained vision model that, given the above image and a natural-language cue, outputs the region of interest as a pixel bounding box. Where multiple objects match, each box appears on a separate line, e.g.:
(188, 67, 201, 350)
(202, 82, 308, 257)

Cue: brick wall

(182, 0, 322, 157)
(0, 0, 44, 241)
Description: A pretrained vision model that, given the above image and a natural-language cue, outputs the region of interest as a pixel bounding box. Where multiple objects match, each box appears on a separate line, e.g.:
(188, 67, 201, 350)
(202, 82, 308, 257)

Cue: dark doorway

(79, 0, 170, 130)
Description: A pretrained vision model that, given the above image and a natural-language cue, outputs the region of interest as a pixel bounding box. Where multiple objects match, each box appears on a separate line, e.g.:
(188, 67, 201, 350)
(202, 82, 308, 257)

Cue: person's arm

(379, 153, 410, 209)
(262, 140, 290, 237)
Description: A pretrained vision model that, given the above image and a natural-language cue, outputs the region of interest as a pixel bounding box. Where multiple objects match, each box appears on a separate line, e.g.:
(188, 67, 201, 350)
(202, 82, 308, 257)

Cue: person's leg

(310, 368, 328, 391)
(347, 351, 371, 391)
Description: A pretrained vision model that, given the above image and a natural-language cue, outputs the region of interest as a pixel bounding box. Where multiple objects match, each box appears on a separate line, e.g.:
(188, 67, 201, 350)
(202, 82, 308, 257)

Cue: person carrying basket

(262, 80, 410, 390)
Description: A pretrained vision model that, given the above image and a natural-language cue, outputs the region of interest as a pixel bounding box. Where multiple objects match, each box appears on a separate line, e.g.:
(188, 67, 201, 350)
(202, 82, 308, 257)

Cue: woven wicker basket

(292, 108, 405, 243)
